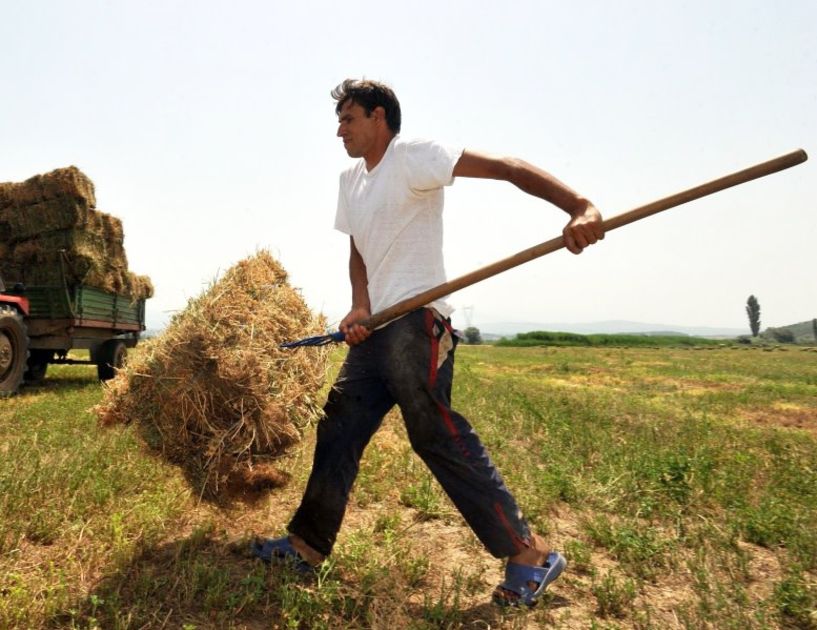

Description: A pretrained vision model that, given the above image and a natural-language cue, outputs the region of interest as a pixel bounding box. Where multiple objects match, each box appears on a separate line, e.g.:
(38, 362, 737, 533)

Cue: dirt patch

(674, 378, 745, 393)
(740, 540, 783, 603)
(741, 403, 817, 434)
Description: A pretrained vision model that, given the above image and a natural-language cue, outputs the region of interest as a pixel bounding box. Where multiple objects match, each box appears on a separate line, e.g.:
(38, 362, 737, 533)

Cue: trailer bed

(6, 283, 145, 348)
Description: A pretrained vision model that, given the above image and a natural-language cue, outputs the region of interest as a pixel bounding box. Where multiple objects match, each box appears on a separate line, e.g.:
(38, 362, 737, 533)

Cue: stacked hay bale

(0, 166, 152, 299)
(95, 250, 330, 500)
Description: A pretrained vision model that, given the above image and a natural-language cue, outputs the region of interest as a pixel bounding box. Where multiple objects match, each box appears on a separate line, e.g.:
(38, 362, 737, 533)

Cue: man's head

(332, 79, 401, 134)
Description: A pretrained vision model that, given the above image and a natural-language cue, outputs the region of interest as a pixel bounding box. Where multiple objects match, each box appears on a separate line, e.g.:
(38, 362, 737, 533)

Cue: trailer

(0, 269, 146, 395)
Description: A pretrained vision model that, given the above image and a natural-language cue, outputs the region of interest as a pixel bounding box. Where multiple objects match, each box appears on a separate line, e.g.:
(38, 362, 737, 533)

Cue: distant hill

(476, 320, 746, 339)
(761, 320, 817, 343)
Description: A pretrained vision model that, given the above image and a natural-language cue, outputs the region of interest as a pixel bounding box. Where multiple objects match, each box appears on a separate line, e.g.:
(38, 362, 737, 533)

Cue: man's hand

(563, 203, 604, 254)
(340, 306, 372, 346)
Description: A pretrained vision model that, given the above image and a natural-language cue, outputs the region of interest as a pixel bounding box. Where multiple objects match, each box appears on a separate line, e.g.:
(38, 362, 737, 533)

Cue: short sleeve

(334, 172, 351, 235)
(402, 139, 464, 192)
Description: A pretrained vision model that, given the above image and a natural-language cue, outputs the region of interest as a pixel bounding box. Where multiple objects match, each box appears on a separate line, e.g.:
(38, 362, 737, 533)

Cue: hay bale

(0, 198, 96, 241)
(4, 233, 100, 286)
(0, 166, 148, 299)
(94, 250, 330, 499)
(98, 213, 127, 264)
(124, 272, 154, 300)
(0, 165, 96, 208)
(0, 183, 14, 210)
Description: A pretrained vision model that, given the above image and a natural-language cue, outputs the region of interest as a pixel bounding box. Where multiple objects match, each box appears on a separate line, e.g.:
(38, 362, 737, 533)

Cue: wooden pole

(362, 149, 807, 331)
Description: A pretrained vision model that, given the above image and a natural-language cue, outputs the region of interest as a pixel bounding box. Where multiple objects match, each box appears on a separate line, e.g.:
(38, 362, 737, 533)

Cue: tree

(463, 326, 483, 345)
(769, 327, 795, 343)
(746, 295, 761, 337)
(813, 318, 817, 342)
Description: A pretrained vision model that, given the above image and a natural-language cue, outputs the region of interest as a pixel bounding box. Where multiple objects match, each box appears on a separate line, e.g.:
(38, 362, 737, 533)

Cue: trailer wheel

(97, 340, 126, 381)
(0, 305, 29, 396)
(24, 349, 53, 384)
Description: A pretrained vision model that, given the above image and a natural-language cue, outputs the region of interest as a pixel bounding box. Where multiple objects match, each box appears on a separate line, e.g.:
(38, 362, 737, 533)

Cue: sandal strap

(503, 562, 545, 595)
(497, 552, 567, 606)
(252, 536, 315, 574)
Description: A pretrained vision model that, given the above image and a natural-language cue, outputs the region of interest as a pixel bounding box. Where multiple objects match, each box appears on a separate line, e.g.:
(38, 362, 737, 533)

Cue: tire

(96, 340, 126, 381)
(24, 349, 53, 384)
(0, 305, 29, 396)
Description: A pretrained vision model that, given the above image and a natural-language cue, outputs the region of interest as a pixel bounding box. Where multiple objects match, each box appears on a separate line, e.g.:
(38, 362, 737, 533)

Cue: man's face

(336, 100, 378, 159)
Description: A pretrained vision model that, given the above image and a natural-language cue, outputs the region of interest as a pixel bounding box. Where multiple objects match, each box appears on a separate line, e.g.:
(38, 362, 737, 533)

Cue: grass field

(1, 345, 816, 629)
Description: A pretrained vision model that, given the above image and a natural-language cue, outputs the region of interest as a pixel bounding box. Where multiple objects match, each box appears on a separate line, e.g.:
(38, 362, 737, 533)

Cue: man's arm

(339, 236, 372, 345)
(452, 150, 604, 254)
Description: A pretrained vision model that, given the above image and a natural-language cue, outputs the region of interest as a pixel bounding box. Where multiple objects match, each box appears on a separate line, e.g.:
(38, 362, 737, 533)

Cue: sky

(1, 0, 815, 334)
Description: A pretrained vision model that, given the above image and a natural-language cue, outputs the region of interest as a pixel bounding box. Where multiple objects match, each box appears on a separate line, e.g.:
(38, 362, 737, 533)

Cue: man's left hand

(563, 203, 604, 254)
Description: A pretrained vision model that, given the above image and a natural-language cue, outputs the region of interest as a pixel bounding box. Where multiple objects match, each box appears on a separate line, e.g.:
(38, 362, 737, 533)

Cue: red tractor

(0, 276, 32, 394)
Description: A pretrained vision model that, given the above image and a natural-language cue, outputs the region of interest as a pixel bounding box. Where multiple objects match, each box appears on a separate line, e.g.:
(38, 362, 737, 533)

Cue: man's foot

(251, 534, 325, 574)
(493, 534, 566, 607)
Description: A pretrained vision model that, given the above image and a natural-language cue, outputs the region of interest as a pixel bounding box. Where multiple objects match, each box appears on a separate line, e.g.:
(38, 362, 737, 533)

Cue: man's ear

(372, 105, 386, 124)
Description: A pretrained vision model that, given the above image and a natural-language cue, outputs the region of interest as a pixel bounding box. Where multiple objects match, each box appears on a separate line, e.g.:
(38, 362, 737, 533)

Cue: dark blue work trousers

(288, 308, 531, 558)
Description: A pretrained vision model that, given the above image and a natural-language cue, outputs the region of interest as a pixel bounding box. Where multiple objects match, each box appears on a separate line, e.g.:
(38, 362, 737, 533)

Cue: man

(254, 79, 604, 607)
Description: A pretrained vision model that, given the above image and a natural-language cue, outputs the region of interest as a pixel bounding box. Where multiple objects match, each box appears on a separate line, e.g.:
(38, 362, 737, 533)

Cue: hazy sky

(2, 0, 815, 333)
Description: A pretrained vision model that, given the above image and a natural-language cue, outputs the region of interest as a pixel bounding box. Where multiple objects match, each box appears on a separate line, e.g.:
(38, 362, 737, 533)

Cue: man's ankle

(288, 534, 325, 566)
(508, 533, 549, 566)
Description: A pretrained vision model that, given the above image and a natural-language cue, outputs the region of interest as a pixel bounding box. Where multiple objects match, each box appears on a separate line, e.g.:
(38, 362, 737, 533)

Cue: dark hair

(332, 79, 401, 133)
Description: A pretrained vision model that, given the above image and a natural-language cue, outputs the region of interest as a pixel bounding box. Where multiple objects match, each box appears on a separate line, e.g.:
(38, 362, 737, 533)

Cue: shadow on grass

(50, 531, 275, 629)
(50, 528, 568, 629)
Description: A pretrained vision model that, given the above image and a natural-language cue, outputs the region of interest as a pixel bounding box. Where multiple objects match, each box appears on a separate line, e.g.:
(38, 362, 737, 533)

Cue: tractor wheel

(96, 340, 126, 381)
(24, 349, 53, 384)
(0, 305, 29, 396)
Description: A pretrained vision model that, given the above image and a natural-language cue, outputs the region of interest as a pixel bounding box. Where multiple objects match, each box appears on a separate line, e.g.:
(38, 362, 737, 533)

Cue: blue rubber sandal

(252, 536, 315, 575)
(493, 551, 567, 607)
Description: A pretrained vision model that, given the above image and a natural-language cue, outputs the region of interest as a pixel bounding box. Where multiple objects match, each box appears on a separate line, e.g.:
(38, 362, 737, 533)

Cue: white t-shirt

(335, 136, 464, 318)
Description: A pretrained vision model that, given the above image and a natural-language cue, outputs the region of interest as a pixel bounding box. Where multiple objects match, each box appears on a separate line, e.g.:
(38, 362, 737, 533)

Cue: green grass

(1, 345, 816, 628)
(0, 361, 189, 628)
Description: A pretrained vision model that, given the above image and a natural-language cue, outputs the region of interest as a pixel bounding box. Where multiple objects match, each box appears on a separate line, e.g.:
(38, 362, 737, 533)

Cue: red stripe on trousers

(493, 502, 529, 553)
